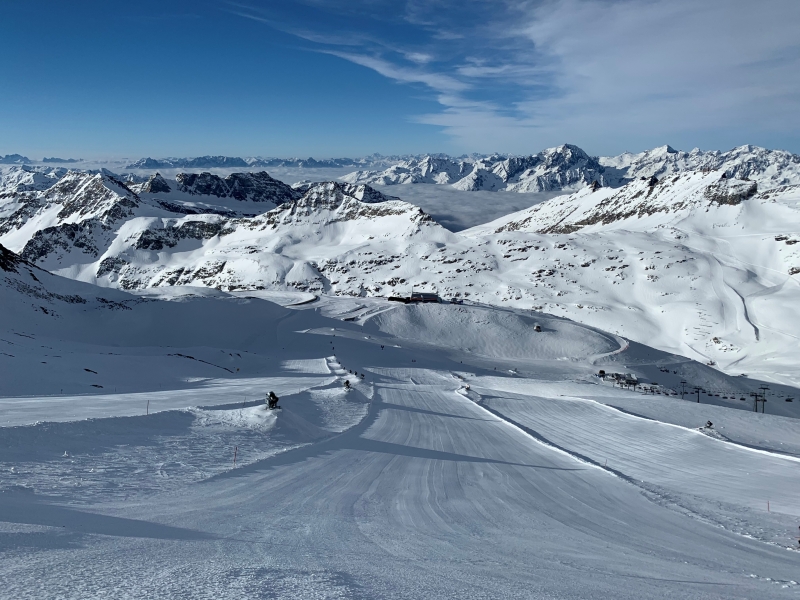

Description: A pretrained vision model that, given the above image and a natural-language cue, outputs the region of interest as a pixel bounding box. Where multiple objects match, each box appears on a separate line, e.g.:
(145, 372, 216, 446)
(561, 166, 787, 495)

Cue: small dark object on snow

(589, 180, 602, 192)
(361, 373, 365, 379)
(344, 380, 350, 390)
(705, 421, 713, 428)
(647, 176, 659, 187)
(534, 325, 542, 332)
(410, 292, 440, 304)
(267, 391, 280, 410)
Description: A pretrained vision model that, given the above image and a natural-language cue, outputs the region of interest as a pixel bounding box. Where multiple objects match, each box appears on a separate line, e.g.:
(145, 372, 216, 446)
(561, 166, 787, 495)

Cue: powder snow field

(2, 254, 800, 598)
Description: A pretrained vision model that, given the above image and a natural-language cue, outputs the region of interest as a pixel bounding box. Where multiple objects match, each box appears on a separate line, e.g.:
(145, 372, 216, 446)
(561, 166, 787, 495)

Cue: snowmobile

(267, 391, 281, 410)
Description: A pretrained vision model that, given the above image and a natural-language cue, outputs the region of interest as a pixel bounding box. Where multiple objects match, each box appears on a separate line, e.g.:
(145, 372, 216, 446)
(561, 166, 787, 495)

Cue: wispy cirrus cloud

(229, 0, 800, 154)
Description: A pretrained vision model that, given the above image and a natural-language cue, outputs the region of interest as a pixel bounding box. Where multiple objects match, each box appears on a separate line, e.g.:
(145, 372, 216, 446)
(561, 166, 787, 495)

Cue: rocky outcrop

(0, 242, 21, 272)
(704, 179, 758, 205)
(174, 171, 300, 204)
(47, 172, 140, 224)
(139, 173, 171, 194)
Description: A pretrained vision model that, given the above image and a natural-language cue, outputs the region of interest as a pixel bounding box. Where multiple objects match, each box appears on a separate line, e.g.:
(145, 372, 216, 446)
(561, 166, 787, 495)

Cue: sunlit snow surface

(2, 266, 800, 599)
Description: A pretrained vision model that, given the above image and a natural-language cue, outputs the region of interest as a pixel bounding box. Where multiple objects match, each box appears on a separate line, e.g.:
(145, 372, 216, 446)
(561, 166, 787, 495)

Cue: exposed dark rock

(133, 220, 227, 251)
(0, 243, 21, 272)
(704, 180, 757, 205)
(141, 173, 171, 194)
(96, 256, 129, 278)
(175, 171, 300, 204)
(20, 221, 106, 263)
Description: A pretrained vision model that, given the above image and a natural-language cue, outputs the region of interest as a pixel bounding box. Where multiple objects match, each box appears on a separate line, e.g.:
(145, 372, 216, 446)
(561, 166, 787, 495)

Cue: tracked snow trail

(2, 367, 799, 599)
(0, 376, 334, 426)
(477, 390, 800, 546)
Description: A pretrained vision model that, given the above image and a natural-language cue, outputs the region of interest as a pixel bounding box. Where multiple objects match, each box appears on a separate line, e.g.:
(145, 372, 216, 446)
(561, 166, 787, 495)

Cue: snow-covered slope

(0, 177, 413, 292)
(602, 144, 800, 189)
(4, 163, 800, 385)
(476, 171, 759, 234)
(2, 256, 800, 598)
(0, 165, 69, 194)
(460, 173, 800, 384)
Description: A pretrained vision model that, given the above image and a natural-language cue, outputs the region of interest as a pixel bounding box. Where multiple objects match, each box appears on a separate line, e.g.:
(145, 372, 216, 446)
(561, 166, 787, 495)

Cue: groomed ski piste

(2, 249, 800, 599)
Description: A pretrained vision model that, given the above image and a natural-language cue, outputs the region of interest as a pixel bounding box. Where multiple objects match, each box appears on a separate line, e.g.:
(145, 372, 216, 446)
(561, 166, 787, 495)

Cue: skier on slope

(267, 391, 280, 409)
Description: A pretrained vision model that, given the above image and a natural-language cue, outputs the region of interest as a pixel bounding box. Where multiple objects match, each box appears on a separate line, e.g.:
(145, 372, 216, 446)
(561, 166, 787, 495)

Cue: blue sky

(2, 0, 799, 159)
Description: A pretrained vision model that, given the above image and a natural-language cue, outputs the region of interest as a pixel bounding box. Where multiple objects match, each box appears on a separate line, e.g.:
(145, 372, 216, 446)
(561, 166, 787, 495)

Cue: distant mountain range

(0, 154, 31, 165)
(3, 144, 799, 194)
(1, 158, 800, 384)
(124, 155, 406, 170)
(343, 144, 800, 192)
(42, 157, 82, 163)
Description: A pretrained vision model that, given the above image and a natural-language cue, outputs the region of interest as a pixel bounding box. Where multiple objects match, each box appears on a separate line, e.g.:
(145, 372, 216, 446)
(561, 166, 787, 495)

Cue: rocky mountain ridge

(0, 154, 31, 165)
(124, 155, 404, 170)
(343, 144, 800, 193)
(4, 143, 799, 197)
(477, 172, 760, 235)
(2, 164, 800, 385)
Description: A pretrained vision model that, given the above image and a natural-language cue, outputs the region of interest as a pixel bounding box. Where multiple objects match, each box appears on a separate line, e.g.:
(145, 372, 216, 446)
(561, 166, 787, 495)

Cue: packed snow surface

(2, 249, 800, 598)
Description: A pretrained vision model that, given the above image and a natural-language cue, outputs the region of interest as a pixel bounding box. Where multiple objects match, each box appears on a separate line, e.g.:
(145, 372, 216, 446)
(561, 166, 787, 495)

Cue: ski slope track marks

(2, 169, 800, 596)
